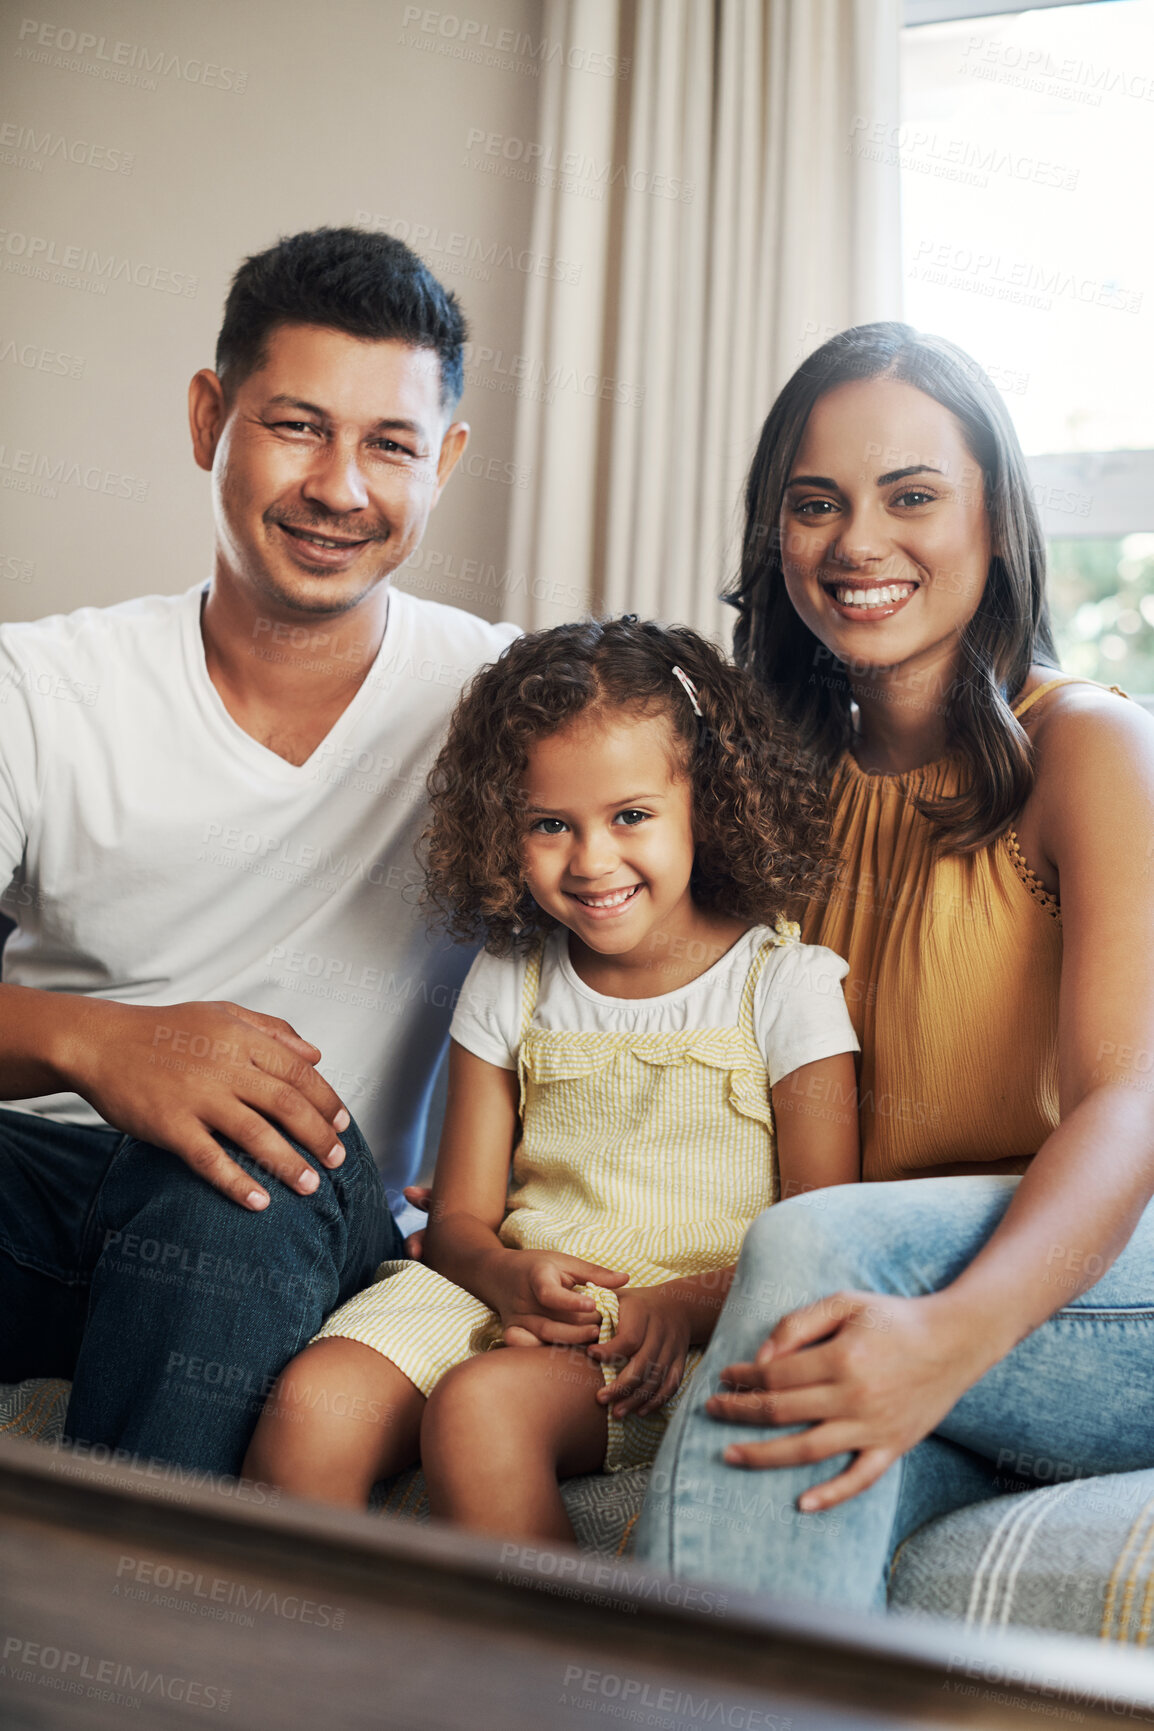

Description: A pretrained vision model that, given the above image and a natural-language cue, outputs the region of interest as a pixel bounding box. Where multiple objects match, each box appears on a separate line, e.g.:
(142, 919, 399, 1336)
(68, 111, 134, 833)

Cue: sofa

(5, 900, 1153, 1647)
(5, 1373, 1154, 1644)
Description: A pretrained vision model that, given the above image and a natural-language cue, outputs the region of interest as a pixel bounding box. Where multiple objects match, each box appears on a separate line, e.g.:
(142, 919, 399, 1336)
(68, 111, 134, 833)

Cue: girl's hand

(588, 1286, 694, 1419)
(706, 1290, 987, 1510)
(493, 1251, 629, 1348)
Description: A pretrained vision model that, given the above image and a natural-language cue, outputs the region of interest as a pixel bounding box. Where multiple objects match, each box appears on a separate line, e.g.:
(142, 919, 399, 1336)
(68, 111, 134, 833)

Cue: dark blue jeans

(0, 1105, 401, 1475)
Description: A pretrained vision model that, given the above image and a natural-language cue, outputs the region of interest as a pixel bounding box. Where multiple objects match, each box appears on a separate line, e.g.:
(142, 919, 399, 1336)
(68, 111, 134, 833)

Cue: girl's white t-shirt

(0, 581, 518, 1221)
(450, 925, 860, 1084)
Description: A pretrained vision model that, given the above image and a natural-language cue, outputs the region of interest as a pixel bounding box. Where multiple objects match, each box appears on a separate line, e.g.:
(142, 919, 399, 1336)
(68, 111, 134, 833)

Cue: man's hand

(490, 1250, 629, 1348)
(588, 1286, 693, 1418)
(705, 1289, 985, 1510)
(66, 997, 350, 1210)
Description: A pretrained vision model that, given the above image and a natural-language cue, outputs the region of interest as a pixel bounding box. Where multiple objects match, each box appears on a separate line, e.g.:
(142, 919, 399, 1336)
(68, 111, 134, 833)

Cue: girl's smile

(520, 709, 742, 989)
(567, 881, 644, 916)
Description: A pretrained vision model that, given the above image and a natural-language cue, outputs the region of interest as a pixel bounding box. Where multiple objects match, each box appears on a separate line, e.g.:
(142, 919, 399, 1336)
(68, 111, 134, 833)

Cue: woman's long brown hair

(728, 322, 1061, 853)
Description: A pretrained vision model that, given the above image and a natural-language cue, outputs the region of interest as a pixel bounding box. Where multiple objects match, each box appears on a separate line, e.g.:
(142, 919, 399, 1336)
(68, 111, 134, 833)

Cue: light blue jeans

(635, 1177, 1154, 1610)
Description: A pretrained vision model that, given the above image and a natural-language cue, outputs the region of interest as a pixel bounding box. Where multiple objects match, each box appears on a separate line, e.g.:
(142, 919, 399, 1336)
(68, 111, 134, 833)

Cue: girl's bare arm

(422, 1041, 625, 1336)
(771, 1051, 861, 1200)
(421, 1040, 520, 1300)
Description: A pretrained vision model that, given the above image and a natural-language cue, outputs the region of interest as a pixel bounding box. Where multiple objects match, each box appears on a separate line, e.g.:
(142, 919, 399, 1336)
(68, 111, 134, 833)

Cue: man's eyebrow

(369, 416, 426, 438)
(264, 395, 328, 417)
(785, 465, 944, 489)
(262, 395, 427, 437)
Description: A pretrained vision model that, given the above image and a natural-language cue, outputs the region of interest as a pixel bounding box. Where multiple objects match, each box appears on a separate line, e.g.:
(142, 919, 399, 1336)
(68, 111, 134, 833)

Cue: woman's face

(778, 376, 993, 686)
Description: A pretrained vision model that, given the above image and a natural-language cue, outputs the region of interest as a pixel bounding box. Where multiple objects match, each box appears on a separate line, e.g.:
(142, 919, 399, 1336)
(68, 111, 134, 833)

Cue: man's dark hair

(214, 226, 467, 409)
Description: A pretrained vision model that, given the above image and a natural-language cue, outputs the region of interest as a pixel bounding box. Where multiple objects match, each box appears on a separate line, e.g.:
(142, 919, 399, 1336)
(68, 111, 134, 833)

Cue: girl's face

(778, 376, 992, 686)
(520, 708, 699, 963)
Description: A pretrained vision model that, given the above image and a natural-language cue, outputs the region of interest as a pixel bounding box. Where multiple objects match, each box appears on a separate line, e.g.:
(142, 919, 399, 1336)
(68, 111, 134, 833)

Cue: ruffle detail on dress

(726, 1065, 776, 1130)
(519, 1025, 773, 1132)
(519, 1027, 754, 1084)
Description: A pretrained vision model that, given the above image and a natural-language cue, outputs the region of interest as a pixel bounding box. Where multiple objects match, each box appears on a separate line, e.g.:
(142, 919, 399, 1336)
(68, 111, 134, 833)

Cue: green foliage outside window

(1048, 535, 1154, 697)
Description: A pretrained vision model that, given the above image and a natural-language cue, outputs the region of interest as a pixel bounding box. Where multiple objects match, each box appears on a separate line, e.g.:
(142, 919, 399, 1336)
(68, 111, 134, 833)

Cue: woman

(633, 322, 1154, 1610)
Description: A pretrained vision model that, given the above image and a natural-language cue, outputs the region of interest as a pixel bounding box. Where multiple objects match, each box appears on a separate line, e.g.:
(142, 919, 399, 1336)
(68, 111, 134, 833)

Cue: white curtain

(506, 0, 903, 639)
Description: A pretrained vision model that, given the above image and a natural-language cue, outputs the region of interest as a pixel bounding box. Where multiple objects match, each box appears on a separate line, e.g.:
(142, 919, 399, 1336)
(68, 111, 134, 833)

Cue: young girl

(243, 617, 860, 1540)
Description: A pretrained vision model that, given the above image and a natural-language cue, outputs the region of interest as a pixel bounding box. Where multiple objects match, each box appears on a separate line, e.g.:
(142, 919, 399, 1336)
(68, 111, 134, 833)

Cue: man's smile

(276, 521, 383, 549)
(271, 518, 387, 571)
(283, 526, 373, 549)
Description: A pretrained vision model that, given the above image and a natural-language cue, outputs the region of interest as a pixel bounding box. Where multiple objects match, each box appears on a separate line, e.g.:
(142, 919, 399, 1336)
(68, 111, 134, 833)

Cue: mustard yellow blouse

(800, 680, 1075, 1183)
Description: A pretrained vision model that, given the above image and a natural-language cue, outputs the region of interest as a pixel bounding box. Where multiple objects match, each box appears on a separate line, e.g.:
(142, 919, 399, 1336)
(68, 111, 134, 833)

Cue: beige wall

(0, 0, 548, 626)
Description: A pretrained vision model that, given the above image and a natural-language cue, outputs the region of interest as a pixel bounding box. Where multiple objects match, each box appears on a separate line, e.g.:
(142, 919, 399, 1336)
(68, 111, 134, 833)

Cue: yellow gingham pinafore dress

(314, 923, 794, 1472)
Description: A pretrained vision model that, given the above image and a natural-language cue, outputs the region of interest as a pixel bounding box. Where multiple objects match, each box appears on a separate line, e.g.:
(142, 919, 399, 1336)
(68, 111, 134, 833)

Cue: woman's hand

(491, 1250, 629, 1348)
(589, 1285, 694, 1419)
(707, 1289, 987, 1510)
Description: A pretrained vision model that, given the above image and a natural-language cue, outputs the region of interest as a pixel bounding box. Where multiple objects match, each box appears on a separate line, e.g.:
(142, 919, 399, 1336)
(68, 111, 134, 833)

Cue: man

(0, 226, 517, 1475)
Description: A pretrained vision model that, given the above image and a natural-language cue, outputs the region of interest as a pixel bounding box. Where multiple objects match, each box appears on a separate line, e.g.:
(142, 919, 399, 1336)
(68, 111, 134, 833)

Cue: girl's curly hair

(423, 617, 831, 955)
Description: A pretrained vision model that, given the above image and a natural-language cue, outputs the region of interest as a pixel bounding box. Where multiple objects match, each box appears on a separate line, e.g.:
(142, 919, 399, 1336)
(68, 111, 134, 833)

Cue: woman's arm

(936, 690, 1154, 1350)
(712, 692, 1154, 1506)
(423, 1040, 626, 1340)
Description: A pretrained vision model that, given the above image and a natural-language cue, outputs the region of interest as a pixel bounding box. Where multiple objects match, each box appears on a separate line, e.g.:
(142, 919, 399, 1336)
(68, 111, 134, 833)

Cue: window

(901, 0, 1154, 694)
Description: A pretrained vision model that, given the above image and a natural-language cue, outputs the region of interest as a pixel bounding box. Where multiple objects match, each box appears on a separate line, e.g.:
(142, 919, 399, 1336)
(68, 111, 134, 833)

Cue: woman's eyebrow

(786, 465, 945, 489)
(876, 464, 944, 486)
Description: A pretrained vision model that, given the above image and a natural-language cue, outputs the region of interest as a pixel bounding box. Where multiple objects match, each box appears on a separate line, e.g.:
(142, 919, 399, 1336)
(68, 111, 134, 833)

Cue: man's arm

(0, 983, 352, 1210)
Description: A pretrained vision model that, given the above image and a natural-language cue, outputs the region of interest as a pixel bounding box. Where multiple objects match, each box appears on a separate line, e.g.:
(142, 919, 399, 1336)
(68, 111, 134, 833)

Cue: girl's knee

(424, 1347, 578, 1441)
(266, 1337, 382, 1426)
(261, 1341, 333, 1426)
(426, 1352, 509, 1422)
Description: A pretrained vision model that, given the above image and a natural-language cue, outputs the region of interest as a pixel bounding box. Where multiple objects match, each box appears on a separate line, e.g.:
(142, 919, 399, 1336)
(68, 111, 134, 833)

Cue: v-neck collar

(181, 582, 403, 781)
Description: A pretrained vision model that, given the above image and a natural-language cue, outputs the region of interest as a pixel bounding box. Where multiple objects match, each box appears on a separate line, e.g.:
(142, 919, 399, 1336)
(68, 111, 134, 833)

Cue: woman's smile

(819, 577, 920, 621)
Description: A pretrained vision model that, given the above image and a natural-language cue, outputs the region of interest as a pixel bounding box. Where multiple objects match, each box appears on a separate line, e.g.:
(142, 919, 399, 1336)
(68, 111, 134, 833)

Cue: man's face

(191, 322, 466, 619)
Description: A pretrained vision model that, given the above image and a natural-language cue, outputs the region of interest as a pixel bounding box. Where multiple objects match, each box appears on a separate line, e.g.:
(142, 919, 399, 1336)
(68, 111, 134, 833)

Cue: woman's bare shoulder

(1025, 673, 1154, 764)
(1026, 675, 1154, 857)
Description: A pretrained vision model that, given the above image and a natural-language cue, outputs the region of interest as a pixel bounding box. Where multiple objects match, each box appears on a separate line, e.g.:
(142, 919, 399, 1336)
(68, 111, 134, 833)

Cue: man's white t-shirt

(0, 582, 518, 1226)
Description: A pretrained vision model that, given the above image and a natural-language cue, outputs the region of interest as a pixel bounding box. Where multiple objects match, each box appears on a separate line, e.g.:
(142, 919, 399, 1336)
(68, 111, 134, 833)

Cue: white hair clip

(671, 665, 703, 718)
